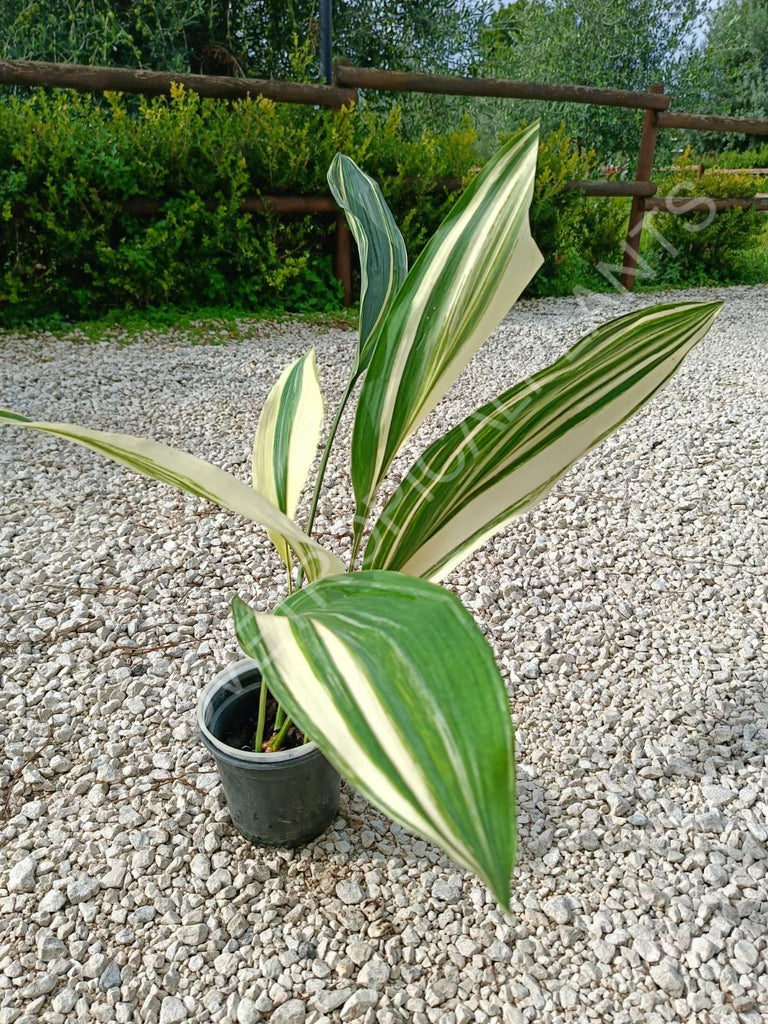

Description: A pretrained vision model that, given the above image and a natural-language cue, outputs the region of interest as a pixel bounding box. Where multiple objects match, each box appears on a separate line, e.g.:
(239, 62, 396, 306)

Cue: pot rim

(197, 657, 319, 764)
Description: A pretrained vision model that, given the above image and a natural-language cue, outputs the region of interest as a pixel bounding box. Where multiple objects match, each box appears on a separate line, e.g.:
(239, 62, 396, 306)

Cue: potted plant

(1, 124, 721, 907)
(197, 658, 340, 847)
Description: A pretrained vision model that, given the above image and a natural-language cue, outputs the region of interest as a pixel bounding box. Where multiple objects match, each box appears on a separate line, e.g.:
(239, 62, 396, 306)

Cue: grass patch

(1, 304, 359, 344)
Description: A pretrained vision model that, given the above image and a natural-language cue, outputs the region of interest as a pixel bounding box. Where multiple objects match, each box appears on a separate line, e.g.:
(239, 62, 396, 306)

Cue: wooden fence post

(334, 213, 353, 306)
(620, 82, 664, 291)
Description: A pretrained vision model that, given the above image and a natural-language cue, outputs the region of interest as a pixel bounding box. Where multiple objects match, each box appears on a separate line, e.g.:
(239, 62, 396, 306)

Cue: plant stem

(253, 677, 269, 752)
(272, 564, 293, 734)
(296, 368, 358, 587)
(267, 714, 293, 752)
(349, 525, 364, 572)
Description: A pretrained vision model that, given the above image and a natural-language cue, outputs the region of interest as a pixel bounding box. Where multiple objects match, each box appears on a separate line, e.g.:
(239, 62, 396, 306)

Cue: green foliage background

(0, 1, 493, 79)
(1, 0, 768, 326)
(1, 87, 767, 327)
(0, 87, 483, 324)
(640, 165, 768, 288)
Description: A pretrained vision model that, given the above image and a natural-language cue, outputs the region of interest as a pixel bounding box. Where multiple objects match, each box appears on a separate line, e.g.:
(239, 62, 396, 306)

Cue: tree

(0, 1, 493, 80)
(688, 0, 768, 124)
(472, 0, 705, 158)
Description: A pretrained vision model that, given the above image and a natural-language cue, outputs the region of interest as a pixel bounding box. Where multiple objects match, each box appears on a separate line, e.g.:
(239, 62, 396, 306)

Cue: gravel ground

(0, 284, 766, 1024)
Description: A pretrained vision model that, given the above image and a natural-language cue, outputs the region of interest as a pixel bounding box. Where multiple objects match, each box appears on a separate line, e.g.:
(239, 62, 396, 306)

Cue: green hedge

(702, 143, 768, 169)
(0, 87, 629, 325)
(640, 165, 768, 287)
(1, 88, 766, 327)
(0, 87, 476, 324)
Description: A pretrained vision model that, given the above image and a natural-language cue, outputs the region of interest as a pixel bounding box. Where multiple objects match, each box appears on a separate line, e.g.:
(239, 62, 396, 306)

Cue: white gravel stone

(431, 878, 462, 904)
(346, 940, 373, 966)
(650, 960, 686, 997)
(544, 895, 572, 924)
(559, 984, 578, 1009)
(180, 923, 208, 946)
(425, 979, 458, 1006)
(66, 876, 100, 903)
(734, 939, 759, 966)
(236, 998, 259, 1024)
(633, 937, 662, 964)
(159, 996, 187, 1024)
(340, 989, 378, 1020)
(21, 973, 56, 998)
(189, 853, 210, 879)
(8, 855, 36, 892)
(1, 288, 766, 1024)
(336, 880, 365, 904)
(701, 784, 735, 807)
(99, 962, 122, 991)
(270, 999, 306, 1024)
(357, 958, 390, 989)
(690, 936, 720, 963)
(37, 933, 66, 961)
(101, 862, 127, 888)
(52, 988, 78, 1014)
(314, 989, 353, 1013)
(38, 887, 66, 912)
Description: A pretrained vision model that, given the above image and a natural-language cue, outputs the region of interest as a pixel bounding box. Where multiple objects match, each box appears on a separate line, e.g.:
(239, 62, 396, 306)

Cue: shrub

(0, 86, 355, 322)
(0, 87, 489, 324)
(641, 168, 768, 287)
(1, 88, 718, 326)
(522, 126, 628, 296)
(702, 143, 768, 169)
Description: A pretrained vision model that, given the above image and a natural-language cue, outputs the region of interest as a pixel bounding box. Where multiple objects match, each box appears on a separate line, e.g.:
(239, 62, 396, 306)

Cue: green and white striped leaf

(232, 571, 516, 906)
(0, 410, 343, 581)
(252, 348, 324, 566)
(327, 153, 408, 372)
(350, 123, 543, 542)
(364, 301, 721, 581)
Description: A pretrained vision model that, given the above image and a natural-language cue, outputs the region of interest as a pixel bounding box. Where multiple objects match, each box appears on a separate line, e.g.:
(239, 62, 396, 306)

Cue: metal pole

(320, 0, 333, 85)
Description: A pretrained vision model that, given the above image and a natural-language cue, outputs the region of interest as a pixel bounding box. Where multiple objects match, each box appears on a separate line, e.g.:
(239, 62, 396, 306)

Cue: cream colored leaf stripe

(251, 349, 324, 566)
(364, 301, 722, 581)
(0, 411, 343, 581)
(350, 123, 544, 539)
(232, 571, 516, 906)
(327, 153, 408, 370)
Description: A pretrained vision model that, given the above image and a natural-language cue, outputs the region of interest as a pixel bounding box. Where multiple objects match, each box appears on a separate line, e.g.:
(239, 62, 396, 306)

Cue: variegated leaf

(327, 153, 408, 371)
(232, 571, 516, 907)
(364, 301, 722, 581)
(0, 410, 343, 581)
(252, 349, 323, 566)
(350, 123, 543, 543)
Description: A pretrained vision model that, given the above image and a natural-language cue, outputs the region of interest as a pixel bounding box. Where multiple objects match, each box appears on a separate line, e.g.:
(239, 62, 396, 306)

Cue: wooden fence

(2, 55, 768, 299)
(332, 63, 768, 292)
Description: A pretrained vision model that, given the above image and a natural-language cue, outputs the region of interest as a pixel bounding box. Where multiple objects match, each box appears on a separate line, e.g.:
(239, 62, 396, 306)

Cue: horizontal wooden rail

(656, 110, 768, 136)
(335, 62, 670, 111)
(564, 180, 658, 197)
(0, 58, 357, 108)
(122, 195, 337, 216)
(645, 196, 768, 212)
(119, 182, 659, 220)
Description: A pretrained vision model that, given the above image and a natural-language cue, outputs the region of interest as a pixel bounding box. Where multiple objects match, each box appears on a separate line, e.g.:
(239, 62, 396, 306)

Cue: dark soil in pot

(214, 687, 304, 753)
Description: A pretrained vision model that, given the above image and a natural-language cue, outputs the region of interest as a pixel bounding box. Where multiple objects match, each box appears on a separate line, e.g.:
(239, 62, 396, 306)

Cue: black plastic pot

(197, 659, 340, 847)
